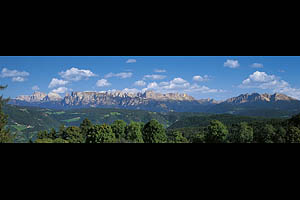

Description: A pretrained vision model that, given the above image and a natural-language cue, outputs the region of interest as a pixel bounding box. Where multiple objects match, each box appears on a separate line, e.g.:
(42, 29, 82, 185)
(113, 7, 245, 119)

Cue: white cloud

(143, 74, 166, 80)
(59, 67, 96, 81)
(240, 71, 300, 99)
(224, 59, 240, 68)
(51, 87, 68, 94)
(134, 80, 146, 87)
(32, 85, 40, 91)
(186, 84, 224, 93)
(48, 78, 69, 88)
(241, 71, 277, 86)
(251, 63, 264, 68)
(193, 75, 210, 82)
(105, 72, 133, 79)
(142, 77, 223, 94)
(154, 69, 166, 73)
(147, 82, 159, 89)
(126, 59, 137, 64)
(1, 68, 30, 82)
(0, 68, 30, 78)
(12, 77, 26, 82)
(122, 88, 140, 93)
(96, 79, 111, 87)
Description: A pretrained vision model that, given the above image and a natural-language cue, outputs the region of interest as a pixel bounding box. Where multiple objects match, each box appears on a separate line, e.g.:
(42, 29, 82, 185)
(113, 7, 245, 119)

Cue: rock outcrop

(10, 91, 300, 113)
(224, 93, 297, 105)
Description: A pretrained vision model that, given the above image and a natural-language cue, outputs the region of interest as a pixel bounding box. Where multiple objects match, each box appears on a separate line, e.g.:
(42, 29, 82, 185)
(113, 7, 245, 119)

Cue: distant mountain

(16, 91, 63, 102)
(224, 93, 297, 104)
(9, 90, 217, 112)
(208, 93, 300, 117)
(8, 91, 300, 117)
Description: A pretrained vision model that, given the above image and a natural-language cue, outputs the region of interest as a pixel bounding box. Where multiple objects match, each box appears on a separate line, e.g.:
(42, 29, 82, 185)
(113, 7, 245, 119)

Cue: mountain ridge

(9, 91, 300, 114)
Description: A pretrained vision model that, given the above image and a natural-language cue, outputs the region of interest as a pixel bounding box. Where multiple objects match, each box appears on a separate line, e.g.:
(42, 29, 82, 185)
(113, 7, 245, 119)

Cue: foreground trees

(205, 120, 229, 143)
(0, 85, 14, 143)
(126, 122, 144, 143)
(111, 120, 127, 141)
(229, 122, 253, 143)
(142, 120, 167, 143)
(80, 118, 93, 138)
(86, 124, 116, 143)
(168, 131, 189, 143)
(32, 113, 300, 144)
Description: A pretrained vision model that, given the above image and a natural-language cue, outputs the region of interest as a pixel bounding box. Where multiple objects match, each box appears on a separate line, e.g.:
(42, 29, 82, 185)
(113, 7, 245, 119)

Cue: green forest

(31, 114, 300, 143)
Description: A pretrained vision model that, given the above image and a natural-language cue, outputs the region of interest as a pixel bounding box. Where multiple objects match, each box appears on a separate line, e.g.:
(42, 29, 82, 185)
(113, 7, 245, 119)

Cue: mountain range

(8, 91, 300, 117)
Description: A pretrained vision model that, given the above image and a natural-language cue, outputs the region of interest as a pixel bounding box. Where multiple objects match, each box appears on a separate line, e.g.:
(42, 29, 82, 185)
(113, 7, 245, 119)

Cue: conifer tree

(0, 85, 14, 143)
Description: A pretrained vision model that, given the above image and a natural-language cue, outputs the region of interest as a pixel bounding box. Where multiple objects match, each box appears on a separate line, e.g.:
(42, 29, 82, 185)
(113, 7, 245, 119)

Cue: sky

(0, 56, 300, 100)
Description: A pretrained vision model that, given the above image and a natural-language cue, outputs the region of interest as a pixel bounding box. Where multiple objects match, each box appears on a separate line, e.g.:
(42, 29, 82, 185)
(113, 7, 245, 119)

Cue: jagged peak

(46, 92, 62, 99)
(225, 92, 298, 104)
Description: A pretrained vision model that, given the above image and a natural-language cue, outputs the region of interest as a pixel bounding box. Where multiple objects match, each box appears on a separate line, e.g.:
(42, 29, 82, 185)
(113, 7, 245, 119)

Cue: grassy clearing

(54, 111, 65, 115)
(45, 111, 66, 115)
(19, 108, 29, 113)
(110, 112, 121, 116)
(11, 124, 27, 132)
(62, 117, 81, 123)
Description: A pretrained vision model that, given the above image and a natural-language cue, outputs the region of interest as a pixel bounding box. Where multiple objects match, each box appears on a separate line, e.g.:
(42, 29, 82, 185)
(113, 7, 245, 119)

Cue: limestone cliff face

(12, 91, 299, 113)
(61, 91, 197, 107)
(15, 92, 61, 102)
(43, 92, 63, 102)
(12, 90, 213, 112)
(224, 93, 297, 105)
(16, 92, 47, 102)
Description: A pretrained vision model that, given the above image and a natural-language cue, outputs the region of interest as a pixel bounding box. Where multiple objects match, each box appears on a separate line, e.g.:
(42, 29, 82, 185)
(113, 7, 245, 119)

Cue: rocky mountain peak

(141, 90, 195, 101)
(225, 92, 297, 104)
(44, 92, 62, 101)
(271, 93, 297, 101)
(31, 91, 47, 101)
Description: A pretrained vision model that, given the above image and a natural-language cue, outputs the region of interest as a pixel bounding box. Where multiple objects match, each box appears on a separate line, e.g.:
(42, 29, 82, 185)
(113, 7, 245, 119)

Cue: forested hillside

(3, 104, 299, 143)
(3, 104, 206, 142)
(34, 113, 300, 143)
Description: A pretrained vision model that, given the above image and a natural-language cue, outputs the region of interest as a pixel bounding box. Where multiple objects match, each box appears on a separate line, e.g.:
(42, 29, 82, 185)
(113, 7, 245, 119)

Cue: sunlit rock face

(43, 92, 62, 102)
(224, 93, 297, 105)
(11, 90, 299, 114)
(11, 90, 215, 112)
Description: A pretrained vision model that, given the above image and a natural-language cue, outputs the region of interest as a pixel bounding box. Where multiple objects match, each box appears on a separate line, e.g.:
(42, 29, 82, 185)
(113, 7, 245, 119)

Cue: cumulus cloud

(122, 88, 140, 93)
(251, 63, 264, 68)
(224, 59, 240, 69)
(241, 71, 278, 87)
(141, 77, 223, 94)
(48, 78, 69, 88)
(96, 79, 111, 87)
(51, 87, 68, 94)
(126, 59, 137, 64)
(105, 72, 133, 79)
(12, 77, 26, 82)
(143, 74, 166, 80)
(32, 85, 40, 91)
(1, 68, 30, 82)
(240, 71, 300, 99)
(59, 67, 96, 81)
(186, 84, 224, 93)
(0, 68, 30, 78)
(134, 80, 147, 87)
(154, 69, 166, 73)
(193, 75, 210, 82)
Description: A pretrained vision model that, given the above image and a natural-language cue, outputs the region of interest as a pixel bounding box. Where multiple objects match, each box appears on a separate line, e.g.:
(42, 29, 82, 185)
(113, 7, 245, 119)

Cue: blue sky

(0, 56, 300, 100)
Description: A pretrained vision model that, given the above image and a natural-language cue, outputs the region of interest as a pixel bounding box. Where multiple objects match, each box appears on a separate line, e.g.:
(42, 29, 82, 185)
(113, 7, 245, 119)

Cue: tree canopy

(142, 120, 167, 143)
(0, 85, 14, 143)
